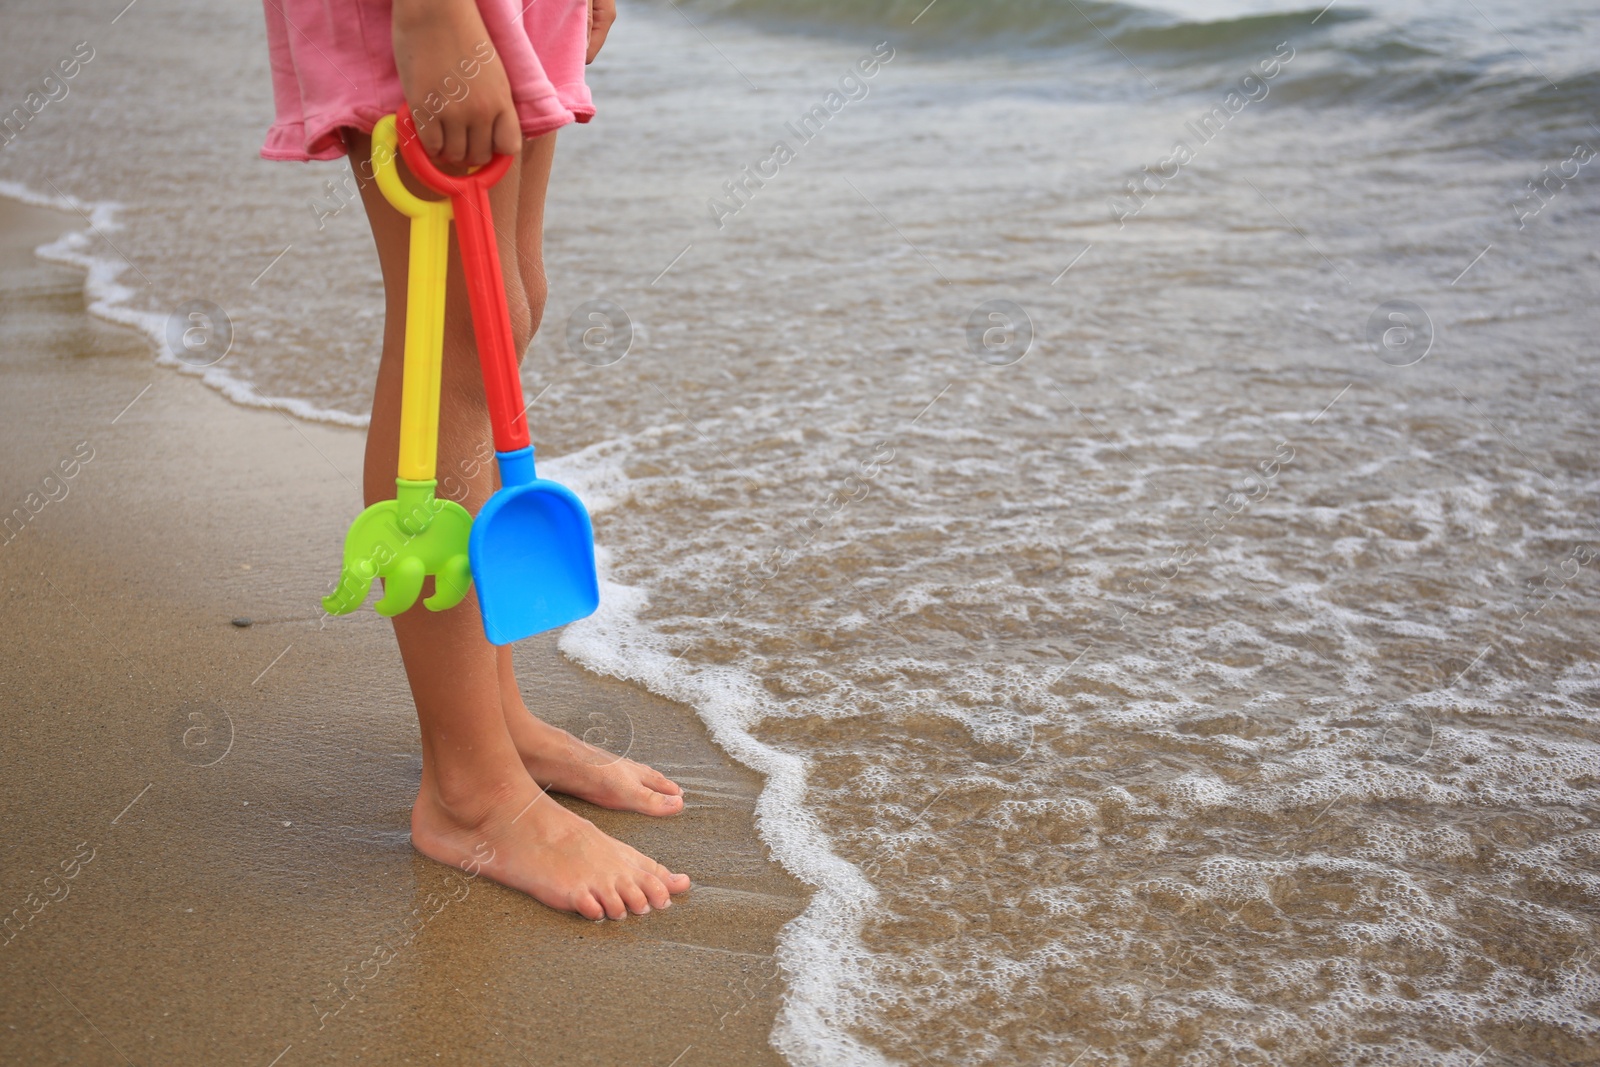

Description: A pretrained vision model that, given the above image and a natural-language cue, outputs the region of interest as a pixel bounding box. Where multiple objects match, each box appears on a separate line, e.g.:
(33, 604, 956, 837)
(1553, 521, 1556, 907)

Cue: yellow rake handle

(371, 114, 452, 483)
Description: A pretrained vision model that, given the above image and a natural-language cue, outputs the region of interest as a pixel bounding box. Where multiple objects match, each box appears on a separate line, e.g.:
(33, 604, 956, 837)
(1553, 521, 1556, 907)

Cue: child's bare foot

(502, 706, 686, 817)
(411, 775, 691, 920)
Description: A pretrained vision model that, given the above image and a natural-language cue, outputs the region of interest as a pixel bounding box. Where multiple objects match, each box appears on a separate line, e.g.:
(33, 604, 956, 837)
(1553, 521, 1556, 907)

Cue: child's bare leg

(495, 649, 686, 815)
(348, 128, 690, 918)
(475, 131, 685, 816)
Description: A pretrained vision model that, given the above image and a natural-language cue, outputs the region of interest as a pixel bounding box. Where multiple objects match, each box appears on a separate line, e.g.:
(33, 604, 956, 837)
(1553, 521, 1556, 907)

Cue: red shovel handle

(395, 105, 529, 454)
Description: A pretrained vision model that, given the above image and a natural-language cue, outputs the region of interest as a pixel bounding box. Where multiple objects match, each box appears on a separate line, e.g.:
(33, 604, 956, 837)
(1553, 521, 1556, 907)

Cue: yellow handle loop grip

(371, 114, 452, 483)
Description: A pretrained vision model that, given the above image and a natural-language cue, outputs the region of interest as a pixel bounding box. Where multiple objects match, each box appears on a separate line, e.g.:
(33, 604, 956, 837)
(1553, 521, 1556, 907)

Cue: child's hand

(392, 0, 522, 167)
(587, 0, 615, 64)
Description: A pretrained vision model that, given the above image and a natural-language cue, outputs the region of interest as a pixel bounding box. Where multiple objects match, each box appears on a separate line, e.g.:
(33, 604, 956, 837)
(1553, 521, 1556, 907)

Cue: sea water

(2, 0, 1598, 1062)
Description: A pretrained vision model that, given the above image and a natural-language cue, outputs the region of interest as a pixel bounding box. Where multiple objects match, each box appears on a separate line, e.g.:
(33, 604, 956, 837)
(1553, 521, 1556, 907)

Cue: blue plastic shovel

(396, 106, 600, 644)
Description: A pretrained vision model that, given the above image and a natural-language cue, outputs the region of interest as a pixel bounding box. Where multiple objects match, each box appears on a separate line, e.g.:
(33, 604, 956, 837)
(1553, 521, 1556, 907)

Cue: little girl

(260, 0, 691, 920)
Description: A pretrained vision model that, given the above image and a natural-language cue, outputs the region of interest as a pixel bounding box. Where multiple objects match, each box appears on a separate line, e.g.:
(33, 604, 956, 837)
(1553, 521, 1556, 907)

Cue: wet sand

(0, 198, 807, 1066)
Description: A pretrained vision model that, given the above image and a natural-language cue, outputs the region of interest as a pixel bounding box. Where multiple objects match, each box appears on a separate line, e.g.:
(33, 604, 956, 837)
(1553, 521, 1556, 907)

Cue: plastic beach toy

(322, 114, 474, 617)
(396, 104, 600, 644)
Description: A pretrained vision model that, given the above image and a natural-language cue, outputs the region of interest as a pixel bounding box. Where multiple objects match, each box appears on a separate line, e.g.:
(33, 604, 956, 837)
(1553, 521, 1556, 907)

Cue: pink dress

(261, 0, 594, 161)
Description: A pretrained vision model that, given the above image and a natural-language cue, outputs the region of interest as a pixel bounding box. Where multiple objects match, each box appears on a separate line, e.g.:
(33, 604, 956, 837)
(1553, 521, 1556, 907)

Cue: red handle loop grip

(395, 105, 529, 455)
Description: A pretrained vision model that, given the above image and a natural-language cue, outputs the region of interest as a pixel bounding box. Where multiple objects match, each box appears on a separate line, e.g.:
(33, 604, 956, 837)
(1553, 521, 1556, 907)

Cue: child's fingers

(464, 111, 515, 167)
(439, 117, 468, 165)
(586, 0, 615, 64)
(465, 119, 494, 167)
(491, 109, 522, 158)
(436, 108, 519, 167)
(415, 115, 445, 160)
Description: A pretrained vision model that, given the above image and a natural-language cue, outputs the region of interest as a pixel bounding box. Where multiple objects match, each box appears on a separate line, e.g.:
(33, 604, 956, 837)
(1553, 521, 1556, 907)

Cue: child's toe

(620, 881, 651, 915)
(574, 891, 605, 921)
(638, 784, 684, 815)
(639, 873, 672, 910)
(643, 766, 682, 795)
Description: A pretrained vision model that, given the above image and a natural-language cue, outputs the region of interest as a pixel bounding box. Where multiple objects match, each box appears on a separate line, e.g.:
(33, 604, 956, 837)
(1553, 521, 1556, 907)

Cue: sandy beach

(0, 196, 807, 1066)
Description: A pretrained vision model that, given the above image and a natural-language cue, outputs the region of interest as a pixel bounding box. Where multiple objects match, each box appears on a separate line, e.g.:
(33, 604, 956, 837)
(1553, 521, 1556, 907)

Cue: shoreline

(0, 195, 808, 1065)
(0, 177, 372, 431)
